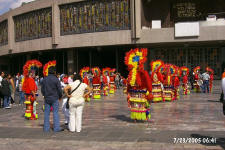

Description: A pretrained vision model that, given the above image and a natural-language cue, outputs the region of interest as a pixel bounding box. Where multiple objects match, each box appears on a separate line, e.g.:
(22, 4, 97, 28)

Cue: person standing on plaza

(1, 74, 11, 109)
(222, 68, 225, 101)
(64, 74, 92, 132)
(8, 74, 15, 104)
(115, 73, 120, 89)
(41, 66, 63, 132)
(0, 72, 5, 107)
(202, 71, 210, 93)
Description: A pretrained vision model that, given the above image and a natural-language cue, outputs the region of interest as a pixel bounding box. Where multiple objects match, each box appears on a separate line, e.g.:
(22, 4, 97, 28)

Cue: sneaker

(5, 106, 11, 109)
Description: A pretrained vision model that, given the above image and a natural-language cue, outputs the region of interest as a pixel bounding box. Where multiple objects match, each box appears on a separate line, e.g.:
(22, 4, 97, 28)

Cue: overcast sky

(0, 0, 35, 15)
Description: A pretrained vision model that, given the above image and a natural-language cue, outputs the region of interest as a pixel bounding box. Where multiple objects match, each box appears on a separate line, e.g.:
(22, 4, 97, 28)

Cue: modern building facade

(0, 0, 225, 78)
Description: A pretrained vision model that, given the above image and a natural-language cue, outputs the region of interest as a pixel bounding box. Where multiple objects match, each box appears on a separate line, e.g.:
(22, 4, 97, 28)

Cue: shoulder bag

(66, 82, 82, 109)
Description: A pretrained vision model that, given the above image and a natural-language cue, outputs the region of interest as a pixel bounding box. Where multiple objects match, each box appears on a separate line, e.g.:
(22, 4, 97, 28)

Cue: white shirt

(0, 76, 2, 86)
(69, 80, 87, 104)
(202, 72, 210, 81)
(68, 77, 73, 84)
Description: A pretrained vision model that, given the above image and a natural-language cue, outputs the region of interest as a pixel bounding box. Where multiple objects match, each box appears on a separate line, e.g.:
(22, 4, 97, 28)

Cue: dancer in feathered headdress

(80, 67, 90, 101)
(150, 60, 164, 103)
(102, 67, 111, 96)
(206, 67, 214, 93)
(180, 66, 190, 95)
(125, 48, 152, 121)
(92, 67, 101, 99)
(22, 60, 42, 120)
(193, 66, 201, 92)
(172, 66, 180, 100)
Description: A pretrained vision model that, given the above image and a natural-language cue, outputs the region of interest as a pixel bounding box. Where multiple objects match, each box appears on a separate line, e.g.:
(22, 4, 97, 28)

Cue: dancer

(206, 67, 214, 93)
(150, 60, 164, 102)
(180, 66, 190, 95)
(92, 67, 101, 99)
(80, 67, 90, 101)
(23, 60, 42, 120)
(125, 48, 152, 121)
(193, 66, 201, 93)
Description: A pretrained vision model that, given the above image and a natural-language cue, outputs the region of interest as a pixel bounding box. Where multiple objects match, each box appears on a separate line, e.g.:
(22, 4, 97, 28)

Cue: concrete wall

(0, 0, 225, 57)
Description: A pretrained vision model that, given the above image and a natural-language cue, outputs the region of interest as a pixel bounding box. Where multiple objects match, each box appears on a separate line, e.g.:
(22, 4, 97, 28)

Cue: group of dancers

(124, 48, 214, 122)
(20, 48, 214, 123)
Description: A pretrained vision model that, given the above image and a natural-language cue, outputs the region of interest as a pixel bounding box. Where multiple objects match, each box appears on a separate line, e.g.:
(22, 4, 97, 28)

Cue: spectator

(8, 74, 15, 104)
(2, 74, 11, 109)
(115, 73, 120, 89)
(0, 72, 5, 107)
(222, 68, 225, 101)
(64, 74, 92, 133)
(41, 66, 63, 132)
(202, 71, 210, 93)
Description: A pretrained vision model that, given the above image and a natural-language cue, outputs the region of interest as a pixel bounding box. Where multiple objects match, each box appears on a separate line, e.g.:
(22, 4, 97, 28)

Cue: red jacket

(182, 75, 188, 84)
(173, 76, 180, 87)
(22, 77, 37, 94)
(83, 77, 89, 85)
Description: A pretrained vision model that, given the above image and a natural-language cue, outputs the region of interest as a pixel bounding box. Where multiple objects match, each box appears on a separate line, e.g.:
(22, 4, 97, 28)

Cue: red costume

(80, 67, 90, 101)
(23, 60, 42, 120)
(180, 66, 190, 95)
(92, 67, 101, 99)
(125, 48, 153, 121)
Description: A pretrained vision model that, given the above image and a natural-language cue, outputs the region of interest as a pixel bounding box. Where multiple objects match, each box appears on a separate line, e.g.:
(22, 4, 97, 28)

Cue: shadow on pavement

(110, 115, 134, 123)
(191, 134, 225, 150)
(207, 100, 221, 103)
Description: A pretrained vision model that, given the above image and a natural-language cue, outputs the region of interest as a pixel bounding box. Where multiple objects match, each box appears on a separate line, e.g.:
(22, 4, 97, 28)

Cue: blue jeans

(19, 91, 25, 104)
(3, 96, 11, 108)
(44, 100, 61, 132)
(203, 80, 209, 93)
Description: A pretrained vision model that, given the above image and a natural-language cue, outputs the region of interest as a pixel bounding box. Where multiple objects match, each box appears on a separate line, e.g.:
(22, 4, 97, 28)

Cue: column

(52, 1, 60, 45)
(116, 49, 119, 72)
(89, 51, 92, 68)
(130, 0, 142, 39)
(8, 15, 15, 52)
(67, 50, 74, 74)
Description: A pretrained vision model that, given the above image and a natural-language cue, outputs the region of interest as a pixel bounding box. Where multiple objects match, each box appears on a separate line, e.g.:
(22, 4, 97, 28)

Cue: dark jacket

(1, 79, 11, 96)
(41, 74, 62, 103)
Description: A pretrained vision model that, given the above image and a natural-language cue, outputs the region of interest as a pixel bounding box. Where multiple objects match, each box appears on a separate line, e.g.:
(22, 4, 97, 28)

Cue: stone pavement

(0, 81, 225, 150)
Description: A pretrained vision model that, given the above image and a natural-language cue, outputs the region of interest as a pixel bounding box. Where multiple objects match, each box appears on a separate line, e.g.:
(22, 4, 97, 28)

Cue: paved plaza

(0, 81, 225, 150)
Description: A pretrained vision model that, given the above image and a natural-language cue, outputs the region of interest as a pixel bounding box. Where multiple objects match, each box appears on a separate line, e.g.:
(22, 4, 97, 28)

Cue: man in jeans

(202, 71, 210, 93)
(41, 66, 63, 132)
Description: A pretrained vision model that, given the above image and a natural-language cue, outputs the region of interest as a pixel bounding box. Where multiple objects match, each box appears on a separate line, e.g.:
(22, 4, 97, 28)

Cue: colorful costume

(125, 48, 152, 121)
(80, 67, 90, 101)
(109, 68, 116, 94)
(150, 60, 164, 102)
(193, 66, 201, 93)
(160, 64, 175, 101)
(180, 66, 190, 95)
(206, 67, 214, 93)
(92, 67, 101, 99)
(102, 68, 111, 96)
(172, 66, 180, 100)
(22, 60, 42, 120)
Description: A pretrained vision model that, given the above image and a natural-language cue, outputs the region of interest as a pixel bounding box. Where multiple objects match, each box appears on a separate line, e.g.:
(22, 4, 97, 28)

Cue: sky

(0, 0, 35, 15)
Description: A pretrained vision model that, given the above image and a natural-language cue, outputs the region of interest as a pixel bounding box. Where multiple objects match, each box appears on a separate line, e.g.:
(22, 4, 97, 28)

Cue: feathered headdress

(23, 60, 42, 77)
(91, 67, 101, 76)
(109, 68, 116, 76)
(124, 48, 148, 86)
(193, 66, 200, 74)
(43, 60, 56, 77)
(180, 66, 189, 76)
(206, 67, 214, 74)
(102, 67, 111, 76)
(174, 66, 181, 76)
(150, 60, 164, 72)
(80, 67, 90, 79)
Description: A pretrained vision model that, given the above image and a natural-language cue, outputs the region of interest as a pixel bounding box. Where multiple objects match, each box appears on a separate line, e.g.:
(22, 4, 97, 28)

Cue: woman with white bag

(64, 74, 92, 132)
